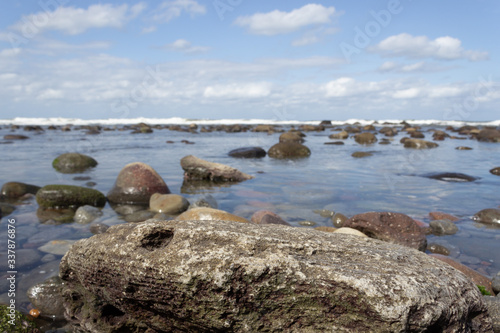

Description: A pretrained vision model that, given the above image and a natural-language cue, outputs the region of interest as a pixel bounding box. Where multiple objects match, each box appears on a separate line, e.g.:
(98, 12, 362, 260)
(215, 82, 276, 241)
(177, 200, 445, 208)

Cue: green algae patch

(0, 304, 40, 332)
(52, 153, 98, 174)
(36, 185, 106, 208)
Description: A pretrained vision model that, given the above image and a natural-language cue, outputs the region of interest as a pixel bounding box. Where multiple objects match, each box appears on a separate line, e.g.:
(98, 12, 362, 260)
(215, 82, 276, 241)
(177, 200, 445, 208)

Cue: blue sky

(0, 0, 499, 121)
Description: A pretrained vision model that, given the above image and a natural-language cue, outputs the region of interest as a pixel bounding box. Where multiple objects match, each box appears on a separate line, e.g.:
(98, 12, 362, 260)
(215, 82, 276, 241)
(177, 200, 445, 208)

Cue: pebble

(124, 210, 155, 223)
(492, 272, 500, 294)
(429, 219, 458, 236)
(298, 220, 316, 227)
(490, 167, 500, 176)
(313, 209, 335, 218)
(331, 213, 347, 227)
(74, 205, 103, 224)
(38, 240, 77, 255)
(149, 193, 190, 214)
(334, 227, 367, 237)
(455, 146, 473, 150)
(426, 243, 451, 256)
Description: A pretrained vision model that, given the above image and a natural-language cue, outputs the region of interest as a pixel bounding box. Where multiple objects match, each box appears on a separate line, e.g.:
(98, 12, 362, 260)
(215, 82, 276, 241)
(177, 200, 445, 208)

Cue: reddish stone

(343, 212, 427, 251)
(429, 212, 460, 222)
(250, 210, 290, 226)
(107, 162, 170, 205)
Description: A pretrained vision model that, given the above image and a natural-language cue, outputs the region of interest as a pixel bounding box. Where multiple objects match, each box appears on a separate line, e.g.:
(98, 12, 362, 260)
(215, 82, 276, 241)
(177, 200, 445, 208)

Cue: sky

(0, 0, 499, 121)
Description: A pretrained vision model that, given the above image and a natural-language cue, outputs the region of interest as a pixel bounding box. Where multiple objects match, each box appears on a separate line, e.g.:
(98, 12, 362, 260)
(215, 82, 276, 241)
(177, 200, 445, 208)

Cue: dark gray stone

(429, 219, 459, 236)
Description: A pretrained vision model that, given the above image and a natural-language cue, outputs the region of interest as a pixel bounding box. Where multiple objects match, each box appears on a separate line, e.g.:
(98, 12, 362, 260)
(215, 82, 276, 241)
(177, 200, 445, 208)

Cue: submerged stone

(52, 153, 98, 173)
(36, 185, 106, 208)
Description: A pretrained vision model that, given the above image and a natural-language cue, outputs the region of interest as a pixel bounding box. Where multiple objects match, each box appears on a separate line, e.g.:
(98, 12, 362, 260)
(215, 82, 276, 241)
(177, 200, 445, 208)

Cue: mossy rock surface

(1, 182, 40, 198)
(36, 185, 106, 208)
(0, 304, 40, 332)
(52, 153, 98, 174)
(267, 142, 311, 159)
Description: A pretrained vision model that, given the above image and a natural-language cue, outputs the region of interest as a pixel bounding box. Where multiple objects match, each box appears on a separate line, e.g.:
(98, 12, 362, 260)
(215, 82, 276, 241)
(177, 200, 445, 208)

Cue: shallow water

(0, 122, 499, 327)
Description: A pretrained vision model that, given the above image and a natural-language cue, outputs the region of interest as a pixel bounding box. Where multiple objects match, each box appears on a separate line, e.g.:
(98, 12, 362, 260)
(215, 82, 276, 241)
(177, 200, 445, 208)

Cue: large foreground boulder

(60, 220, 492, 332)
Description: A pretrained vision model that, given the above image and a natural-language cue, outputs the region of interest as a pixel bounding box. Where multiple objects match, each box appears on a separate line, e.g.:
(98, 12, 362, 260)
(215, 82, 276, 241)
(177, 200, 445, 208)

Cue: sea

(0, 117, 499, 329)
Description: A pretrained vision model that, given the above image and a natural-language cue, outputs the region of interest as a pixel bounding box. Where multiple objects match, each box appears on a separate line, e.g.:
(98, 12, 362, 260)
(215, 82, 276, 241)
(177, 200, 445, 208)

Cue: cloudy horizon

(0, 1, 499, 121)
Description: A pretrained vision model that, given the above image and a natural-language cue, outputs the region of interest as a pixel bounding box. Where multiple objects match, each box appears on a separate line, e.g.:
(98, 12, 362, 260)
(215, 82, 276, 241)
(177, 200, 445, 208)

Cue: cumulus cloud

(234, 4, 335, 35)
(9, 3, 146, 35)
(152, 0, 206, 22)
(204, 82, 272, 98)
(370, 33, 488, 61)
(162, 39, 210, 54)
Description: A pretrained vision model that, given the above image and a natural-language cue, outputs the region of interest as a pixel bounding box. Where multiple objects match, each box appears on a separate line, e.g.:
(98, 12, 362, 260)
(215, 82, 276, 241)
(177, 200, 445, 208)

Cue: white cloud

(371, 33, 488, 61)
(163, 39, 210, 54)
(234, 4, 335, 35)
(37, 88, 64, 100)
(392, 88, 420, 99)
(9, 3, 145, 35)
(152, 0, 206, 22)
(0, 48, 21, 57)
(142, 26, 157, 34)
(292, 35, 319, 47)
(204, 82, 272, 98)
(378, 61, 451, 73)
(323, 77, 381, 97)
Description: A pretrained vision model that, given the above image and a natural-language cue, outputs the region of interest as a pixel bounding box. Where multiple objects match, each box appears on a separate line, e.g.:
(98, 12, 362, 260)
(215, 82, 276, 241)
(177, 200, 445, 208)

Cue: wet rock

(430, 254, 494, 295)
(74, 205, 103, 224)
(493, 273, 500, 295)
(188, 194, 218, 209)
(27, 276, 65, 319)
(3, 134, 29, 140)
(89, 222, 110, 235)
(0, 203, 15, 217)
(424, 172, 478, 182)
(38, 240, 76, 255)
(52, 153, 98, 174)
(149, 193, 189, 214)
(1, 181, 40, 198)
(354, 132, 377, 144)
(429, 219, 458, 236)
(250, 210, 290, 226)
(60, 220, 492, 332)
(456, 146, 473, 150)
(110, 203, 146, 215)
(124, 210, 155, 223)
(0, 249, 41, 271)
(403, 139, 439, 149)
(36, 185, 106, 208)
(483, 297, 500, 332)
(253, 124, 275, 132)
(36, 207, 75, 224)
(343, 212, 427, 251)
(176, 207, 251, 223)
(328, 130, 348, 139)
(410, 131, 425, 139)
(379, 127, 397, 136)
(279, 132, 304, 144)
(490, 167, 500, 176)
(107, 162, 170, 205)
(181, 155, 254, 182)
(228, 147, 266, 158)
(324, 141, 344, 145)
(267, 142, 311, 159)
(351, 151, 373, 158)
(298, 220, 316, 227)
(433, 130, 449, 141)
(331, 213, 347, 227)
(427, 243, 451, 256)
(473, 208, 500, 224)
(313, 209, 335, 218)
(429, 211, 460, 222)
(477, 129, 500, 142)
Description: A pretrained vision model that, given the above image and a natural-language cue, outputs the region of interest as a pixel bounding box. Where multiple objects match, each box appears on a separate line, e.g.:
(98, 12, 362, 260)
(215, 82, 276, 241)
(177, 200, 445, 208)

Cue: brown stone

(251, 210, 290, 226)
(429, 212, 460, 222)
(180, 155, 254, 182)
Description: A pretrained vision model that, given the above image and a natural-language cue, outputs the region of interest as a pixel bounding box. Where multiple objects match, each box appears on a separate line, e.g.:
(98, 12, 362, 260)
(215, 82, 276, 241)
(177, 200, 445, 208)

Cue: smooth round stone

(324, 141, 344, 145)
(27, 276, 65, 319)
(279, 132, 304, 144)
(89, 222, 110, 235)
(429, 219, 459, 236)
(313, 209, 335, 218)
(107, 162, 170, 205)
(0, 249, 41, 271)
(1, 181, 40, 198)
(298, 220, 316, 227)
(124, 210, 155, 223)
(403, 139, 438, 149)
(38, 240, 76, 255)
(334, 227, 367, 237)
(490, 167, 500, 176)
(328, 130, 348, 139)
(52, 153, 98, 174)
(331, 213, 347, 228)
(149, 193, 189, 214)
(492, 273, 500, 294)
(456, 146, 473, 150)
(267, 142, 311, 159)
(228, 147, 267, 158)
(426, 243, 451, 256)
(188, 194, 218, 209)
(473, 208, 500, 224)
(354, 132, 377, 144)
(74, 205, 103, 224)
(424, 172, 478, 182)
(351, 151, 373, 158)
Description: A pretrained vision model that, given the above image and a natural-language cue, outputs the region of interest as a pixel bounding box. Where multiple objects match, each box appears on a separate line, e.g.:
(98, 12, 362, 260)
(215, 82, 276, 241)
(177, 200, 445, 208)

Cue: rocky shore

(0, 120, 499, 332)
